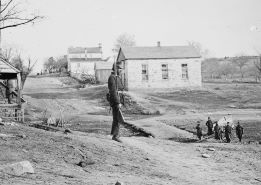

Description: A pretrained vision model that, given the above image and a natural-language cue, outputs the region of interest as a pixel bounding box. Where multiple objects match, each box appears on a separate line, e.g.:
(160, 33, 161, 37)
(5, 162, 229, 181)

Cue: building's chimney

(98, 43, 103, 58)
(84, 48, 87, 60)
(157, 41, 161, 47)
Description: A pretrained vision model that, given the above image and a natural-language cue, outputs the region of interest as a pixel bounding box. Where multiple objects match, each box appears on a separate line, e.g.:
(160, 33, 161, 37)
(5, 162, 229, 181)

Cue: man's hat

(112, 63, 123, 71)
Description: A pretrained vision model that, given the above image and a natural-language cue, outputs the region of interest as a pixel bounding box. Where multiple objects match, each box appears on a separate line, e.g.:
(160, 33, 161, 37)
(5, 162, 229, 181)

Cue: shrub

(80, 74, 96, 84)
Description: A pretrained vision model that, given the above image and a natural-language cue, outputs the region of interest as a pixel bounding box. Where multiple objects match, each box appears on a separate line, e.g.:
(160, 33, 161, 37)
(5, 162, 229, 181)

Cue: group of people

(196, 117, 244, 143)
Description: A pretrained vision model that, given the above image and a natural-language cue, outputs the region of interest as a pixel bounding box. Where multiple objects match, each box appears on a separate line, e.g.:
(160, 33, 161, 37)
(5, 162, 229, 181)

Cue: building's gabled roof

(0, 58, 20, 74)
(95, 61, 114, 70)
(119, 46, 201, 60)
(68, 47, 102, 54)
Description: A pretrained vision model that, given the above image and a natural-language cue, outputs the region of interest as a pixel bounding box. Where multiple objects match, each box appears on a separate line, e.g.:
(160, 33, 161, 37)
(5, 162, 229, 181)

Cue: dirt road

(3, 75, 257, 185)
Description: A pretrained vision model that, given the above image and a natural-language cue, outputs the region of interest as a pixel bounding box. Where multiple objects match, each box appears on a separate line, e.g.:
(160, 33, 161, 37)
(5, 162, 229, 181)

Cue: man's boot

(112, 135, 122, 143)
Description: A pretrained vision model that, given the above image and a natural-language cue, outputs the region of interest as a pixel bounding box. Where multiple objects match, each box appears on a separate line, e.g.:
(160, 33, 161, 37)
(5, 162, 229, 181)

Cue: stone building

(116, 42, 202, 90)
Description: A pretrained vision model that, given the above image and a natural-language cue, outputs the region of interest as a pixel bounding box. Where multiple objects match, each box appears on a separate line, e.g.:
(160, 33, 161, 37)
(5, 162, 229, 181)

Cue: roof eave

(124, 57, 201, 60)
(0, 59, 20, 73)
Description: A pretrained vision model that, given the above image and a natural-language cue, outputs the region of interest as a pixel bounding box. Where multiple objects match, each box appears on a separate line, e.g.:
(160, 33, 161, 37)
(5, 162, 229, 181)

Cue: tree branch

(0, 15, 42, 30)
(0, 0, 43, 30)
(1, 11, 23, 22)
(1, 2, 21, 19)
(1, 16, 36, 22)
(0, 0, 13, 14)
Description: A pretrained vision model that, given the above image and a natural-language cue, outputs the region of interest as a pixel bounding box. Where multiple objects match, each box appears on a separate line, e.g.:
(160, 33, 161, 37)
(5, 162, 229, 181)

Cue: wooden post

(17, 73, 23, 122)
(17, 73, 22, 107)
(0, 0, 2, 52)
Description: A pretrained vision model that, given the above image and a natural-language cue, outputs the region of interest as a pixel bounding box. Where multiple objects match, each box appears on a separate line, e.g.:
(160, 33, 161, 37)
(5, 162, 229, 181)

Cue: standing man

(224, 122, 232, 143)
(108, 63, 124, 143)
(236, 121, 244, 142)
(196, 123, 203, 140)
(214, 122, 221, 140)
(206, 117, 214, 135)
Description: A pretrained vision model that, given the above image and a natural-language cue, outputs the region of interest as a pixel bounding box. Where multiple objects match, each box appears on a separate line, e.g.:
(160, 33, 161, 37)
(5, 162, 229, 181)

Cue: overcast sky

(2, 0, 261, 72)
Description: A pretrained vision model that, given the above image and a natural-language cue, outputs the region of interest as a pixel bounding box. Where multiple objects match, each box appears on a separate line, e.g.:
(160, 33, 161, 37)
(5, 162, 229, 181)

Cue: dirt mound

(121, 93, 149, 115)
(0, 124, 179, 184)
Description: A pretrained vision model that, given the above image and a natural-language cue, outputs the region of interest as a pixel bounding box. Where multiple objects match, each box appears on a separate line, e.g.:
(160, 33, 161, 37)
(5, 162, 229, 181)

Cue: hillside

(0, 75, 260, 184)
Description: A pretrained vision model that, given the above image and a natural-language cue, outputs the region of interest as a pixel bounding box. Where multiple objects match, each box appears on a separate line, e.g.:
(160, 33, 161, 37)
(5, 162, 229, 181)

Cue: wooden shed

(95, 61, 114, 83)
(0, 58, 24, 122)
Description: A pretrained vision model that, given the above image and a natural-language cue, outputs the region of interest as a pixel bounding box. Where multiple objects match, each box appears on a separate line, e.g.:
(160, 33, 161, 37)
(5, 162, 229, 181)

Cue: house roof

(0, 58, 20, 74)
(119, 46, 201, 60)
(69, 58, 103, 62)
(68, 47, 102, 54)
(95, 61, 114, 70)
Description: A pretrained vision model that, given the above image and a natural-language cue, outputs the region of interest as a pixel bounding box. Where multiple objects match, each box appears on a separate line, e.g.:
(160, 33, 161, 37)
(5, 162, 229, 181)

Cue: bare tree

(114, 33, 136, 52)
(0, 0, 43, 47)
(217, 62, 234, 80)
(201, 58, 220, 79)
(43, 56, 68, 73)
(231, 53, 249, 81)
(55, 55, 68, 72)
(43, 57, 56, 73)
(254, 56, 261, 82)
(11, 55, 36, 88)
(0, 46, 12, 62)
(188, 41, 210, 59)
(0, 0, 42, 30)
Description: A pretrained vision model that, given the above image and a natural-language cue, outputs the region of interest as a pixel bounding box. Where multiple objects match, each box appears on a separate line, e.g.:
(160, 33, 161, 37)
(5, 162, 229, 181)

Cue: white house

(67, 44, 103, 79)
(116, 42, 202, 90)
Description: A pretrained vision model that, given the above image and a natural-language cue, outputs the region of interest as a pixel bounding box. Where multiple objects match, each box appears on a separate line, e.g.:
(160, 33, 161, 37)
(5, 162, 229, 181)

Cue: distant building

(67, 44, 103, 79)
(95, 60, 114, 83)
(116, 42, 202, 90)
